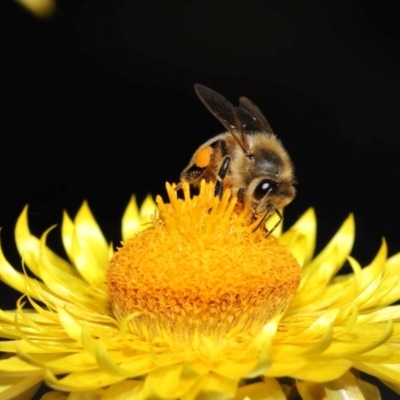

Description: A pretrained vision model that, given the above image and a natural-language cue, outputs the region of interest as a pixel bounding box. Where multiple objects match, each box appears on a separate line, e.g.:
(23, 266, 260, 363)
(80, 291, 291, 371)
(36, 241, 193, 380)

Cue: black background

(1, 1, 400, 398)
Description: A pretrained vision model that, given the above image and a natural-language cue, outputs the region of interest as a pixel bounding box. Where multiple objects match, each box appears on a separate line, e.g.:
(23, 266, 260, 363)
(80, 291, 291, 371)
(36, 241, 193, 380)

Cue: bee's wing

(194, 84, 250, 153)
(238, 96, 274, 134)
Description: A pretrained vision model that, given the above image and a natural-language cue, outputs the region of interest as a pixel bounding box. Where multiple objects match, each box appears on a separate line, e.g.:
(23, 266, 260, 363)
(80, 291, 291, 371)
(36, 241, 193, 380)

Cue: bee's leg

(266, 209, 283, 237)
(210, 139, 230, 197)
(252, 212, 270, 233)
(237, 187, 245, 203)
(214, 157, 230, 197)
(180, 139, 227, 188)
(180, 164, 207, 185)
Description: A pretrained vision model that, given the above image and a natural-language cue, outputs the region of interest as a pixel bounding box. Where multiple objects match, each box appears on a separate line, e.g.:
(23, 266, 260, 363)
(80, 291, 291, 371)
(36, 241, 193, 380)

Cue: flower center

(106, 182, 301, 345)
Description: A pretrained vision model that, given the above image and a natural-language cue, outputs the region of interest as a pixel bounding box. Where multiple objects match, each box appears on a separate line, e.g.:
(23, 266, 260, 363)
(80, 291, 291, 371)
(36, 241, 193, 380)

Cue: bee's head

(248, 178, 296, 217)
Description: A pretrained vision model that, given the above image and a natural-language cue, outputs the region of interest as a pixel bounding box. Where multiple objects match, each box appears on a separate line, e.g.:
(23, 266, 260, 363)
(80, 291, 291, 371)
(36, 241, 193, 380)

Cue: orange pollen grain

(194, 146, 213, 168)
(106, 181, 301, 344)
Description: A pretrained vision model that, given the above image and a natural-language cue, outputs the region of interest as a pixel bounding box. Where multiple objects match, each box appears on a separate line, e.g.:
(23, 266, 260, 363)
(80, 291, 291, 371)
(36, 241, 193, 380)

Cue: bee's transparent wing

(238, 96, 274, 134)
(194, 84, 250, 153)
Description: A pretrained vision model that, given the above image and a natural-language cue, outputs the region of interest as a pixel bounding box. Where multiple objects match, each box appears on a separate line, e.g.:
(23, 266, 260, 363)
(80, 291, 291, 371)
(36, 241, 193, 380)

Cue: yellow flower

(14, 0, 56, 19)
(1, 181, 400, 399)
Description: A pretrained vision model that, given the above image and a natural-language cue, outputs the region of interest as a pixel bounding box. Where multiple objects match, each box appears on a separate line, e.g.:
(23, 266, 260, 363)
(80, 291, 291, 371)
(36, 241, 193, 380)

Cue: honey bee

(180, 84, 296, 232)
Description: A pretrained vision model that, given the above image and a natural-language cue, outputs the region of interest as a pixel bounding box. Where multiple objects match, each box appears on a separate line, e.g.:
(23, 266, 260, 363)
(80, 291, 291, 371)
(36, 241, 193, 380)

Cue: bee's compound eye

(253, 179, 276, 200)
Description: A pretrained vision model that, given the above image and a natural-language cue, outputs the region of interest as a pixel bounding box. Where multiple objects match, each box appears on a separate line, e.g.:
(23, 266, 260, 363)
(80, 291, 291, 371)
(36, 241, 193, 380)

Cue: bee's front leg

(266, 208, 283, 237)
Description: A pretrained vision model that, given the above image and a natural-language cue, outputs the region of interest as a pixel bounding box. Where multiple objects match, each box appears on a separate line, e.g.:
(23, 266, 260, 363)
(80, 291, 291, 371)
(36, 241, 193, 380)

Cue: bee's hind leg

(174, 182, 183, 191)
(214, 157, 230, 197)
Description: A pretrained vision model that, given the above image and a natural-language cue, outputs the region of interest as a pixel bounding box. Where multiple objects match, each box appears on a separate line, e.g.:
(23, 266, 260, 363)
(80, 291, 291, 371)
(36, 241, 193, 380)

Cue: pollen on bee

(194, 146, 213, 168)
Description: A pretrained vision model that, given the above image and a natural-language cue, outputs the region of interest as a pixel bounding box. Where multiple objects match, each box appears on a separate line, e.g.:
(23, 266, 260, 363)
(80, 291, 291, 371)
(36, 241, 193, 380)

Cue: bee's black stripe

(210, 139, 228, 157)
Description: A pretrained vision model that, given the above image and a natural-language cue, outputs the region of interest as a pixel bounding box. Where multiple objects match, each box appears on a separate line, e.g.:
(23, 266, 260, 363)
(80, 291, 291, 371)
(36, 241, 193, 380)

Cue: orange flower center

(107, 182, 301, 345)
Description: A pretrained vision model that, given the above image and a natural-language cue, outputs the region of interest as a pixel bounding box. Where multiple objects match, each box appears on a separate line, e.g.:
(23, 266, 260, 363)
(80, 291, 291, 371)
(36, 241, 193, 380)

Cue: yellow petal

(359, 240, 387, 288)
(44, 368, 124, 391)
(118, 354, 164, 377)
(43, 389, 104, 400)
(0, 375, 42, 400)
(15, 206, 73, 278)
(94, 341, 133, 378)
(38, 353, 99, 374)
(56, 306, 83, 342)
(144, 364, 202, 399)
(15, 0, 56, 19)
(37, 228, 96, 303)
(364, 305, 400, 323)
(61, 210, 75, 261)
(278, 231, 308, 267)
(185, 373, 237, 400)
(102, 380, 144, 399)
(73, 201, 109, 267)
(233, 379, 287, 400)
(139, 194, 157, 226)
(213, 356, 269, 380)
(266, 359, 353, 382)
(324, 371, 379, 400)
(68, 230, 107, 288)
(0, 356, 43, 374)
(281, 208, 316, 264)
(354, 362, 400, 387)
(303, 213, 355, 279)
(356, 377, 383, 400)
(383, 252, 400, 279)
(296, 380, 325, 400)
(297, 374, 379, 400)
(0, 239, 46, 300)
(121, 195, 141, 241)
(40, 391, 68, 400)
